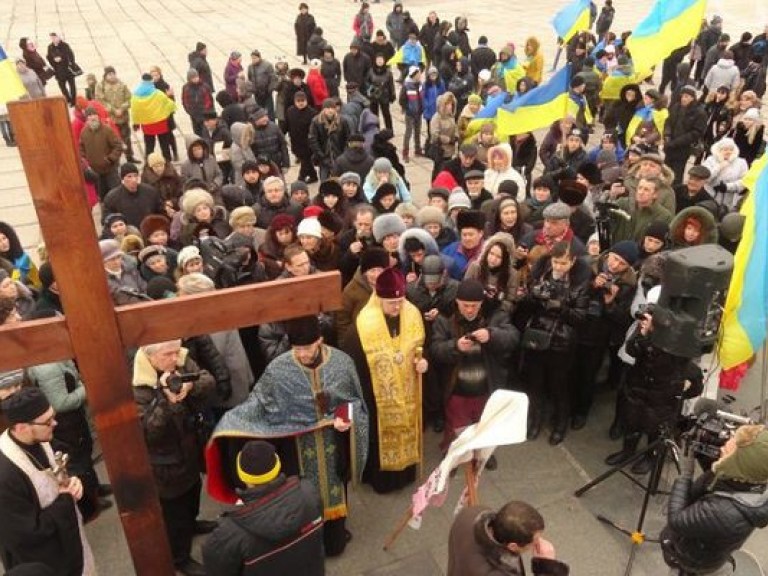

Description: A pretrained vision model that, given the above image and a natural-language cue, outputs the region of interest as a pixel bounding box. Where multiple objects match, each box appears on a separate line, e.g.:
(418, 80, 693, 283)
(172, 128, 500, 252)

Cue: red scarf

(534, 227, 574, 252)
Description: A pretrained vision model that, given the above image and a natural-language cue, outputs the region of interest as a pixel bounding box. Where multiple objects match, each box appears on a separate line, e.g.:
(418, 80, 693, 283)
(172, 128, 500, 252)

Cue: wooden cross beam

(6, 97, 342, 575)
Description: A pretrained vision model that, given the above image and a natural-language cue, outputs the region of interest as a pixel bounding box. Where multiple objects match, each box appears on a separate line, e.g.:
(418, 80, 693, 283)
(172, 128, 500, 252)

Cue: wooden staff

(465, 454, 479, 506)
(383, 504, 414, 551)
(415, 345, 424, 480)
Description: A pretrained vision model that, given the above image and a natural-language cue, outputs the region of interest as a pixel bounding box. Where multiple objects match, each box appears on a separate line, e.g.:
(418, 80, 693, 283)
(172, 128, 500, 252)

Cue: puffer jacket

(202, 476, 324, 576)
(252, 121, 290, 169)
(483, 144, 526, 200)
(133, 348, 214, 498)
(702, 138, 748, 209)
(229, 122, 256, 185)
(429, 92, 459, 159)
(520, 255, 591, 352)
(669, 205, 719, 248)
(703, 58, 740, 94)
(580, 251, 636, 347)
(662, 471, 768, 574)
(180, 136, 223, 192)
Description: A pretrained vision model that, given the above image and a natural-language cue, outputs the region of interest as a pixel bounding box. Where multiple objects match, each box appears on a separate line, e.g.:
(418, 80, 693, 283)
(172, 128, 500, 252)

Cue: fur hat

(577, 162, 603, 185)
(237, 440, 281, 485)
(395, 203, 418, 221)
(373, 182, 397, 204)
(285, 315, 322, 346)
(373, 213, 406, 243)
(181, 188, 215, 217)
(417, 206, 445, 228)
(375, 267, 406, 298)
(147, 152, 165, 169)
(177, 245, 202, 269)
(120, 234, 144, 256)
(0, 369, 24, 392)
(318, 210, 344, 235)
(456, 209, 486, 231)
(297, 217, 322, 238)
(558, 180, 588, 207)
(360, 247, 390, 273)
(609, 240, 639, 266)
(138, 244, 167, 265)
(140, 214, 171, 240)
(229, 206, 257, 228)
(319, 180, 343, 198)
(99, 239, 123, 261)
(542, 202, 571, 220)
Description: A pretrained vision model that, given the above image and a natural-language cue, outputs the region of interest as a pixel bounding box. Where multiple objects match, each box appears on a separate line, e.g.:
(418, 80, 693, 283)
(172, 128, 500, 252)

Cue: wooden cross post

(3, 97, 342, 575)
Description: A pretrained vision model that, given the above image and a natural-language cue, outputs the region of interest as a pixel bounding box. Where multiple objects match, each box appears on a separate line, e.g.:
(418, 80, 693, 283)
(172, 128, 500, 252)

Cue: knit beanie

(120, 163, 139, 179)
(448, 189, 472, 212)
(339, 172, 361, 186)
(373, 157, 393, 173)
(609, 240, 639, 266)
(237, 441, 281, 485)
(177, 245, 202, 269)
(644, 221, 669, 243)
(456, 278, 485, 302)
(297, 217, 322, 239)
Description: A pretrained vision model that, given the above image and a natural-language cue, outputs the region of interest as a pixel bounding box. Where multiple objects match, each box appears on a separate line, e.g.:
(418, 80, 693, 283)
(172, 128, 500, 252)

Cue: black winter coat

(306, 33, 328, 61)
(332, 146, 375, 180)
(664, 102, 707, 159)
(320, 58, 342, 98)
(419, 21, 440, 62)
(519, 256, 591, 352)
(662, 471, 768, 574)
(431, 307, 519, 395)
(309, 116, 350, 165)
(470, 46, 497, 80)
(202, 476, 324, 576)
(294, 13, 316, 57)
(184, 334, 231, 403)
(188, 51, 214, 91)
(286, 104, 317, 158)
(251, 122, 290, 169)
(342, 52, 371, 90)
(46, 41, 76, 80)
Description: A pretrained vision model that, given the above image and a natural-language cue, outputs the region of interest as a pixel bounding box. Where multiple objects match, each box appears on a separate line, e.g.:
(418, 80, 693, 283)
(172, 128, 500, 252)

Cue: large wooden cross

(2, 97, 342, 574)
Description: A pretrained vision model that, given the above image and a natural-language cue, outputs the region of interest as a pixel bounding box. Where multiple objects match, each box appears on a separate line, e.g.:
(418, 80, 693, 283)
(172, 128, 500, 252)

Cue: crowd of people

(1, 2, 767, 575)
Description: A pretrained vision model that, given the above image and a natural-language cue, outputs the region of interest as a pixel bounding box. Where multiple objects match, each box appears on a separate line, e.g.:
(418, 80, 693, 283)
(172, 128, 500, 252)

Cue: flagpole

(761, 335, 768, 422)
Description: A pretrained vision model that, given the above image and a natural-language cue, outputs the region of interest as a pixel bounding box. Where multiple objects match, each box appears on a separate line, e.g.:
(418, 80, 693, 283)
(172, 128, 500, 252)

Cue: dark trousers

(296, 150, 317, 182)
(369, 100, 393, 132)
(665, 153, 689, 186)
(96, 169, 120, 202)
(526, 349, 574, 431)
(570, 343, 606, 418)
(117, 122, 135, 160)
(160, 480, 201, 565)
(144, 132, 174, 161)
(57, 76, 77, 105)
(422, 364, 445, 423)
(191, 116, 205, 137)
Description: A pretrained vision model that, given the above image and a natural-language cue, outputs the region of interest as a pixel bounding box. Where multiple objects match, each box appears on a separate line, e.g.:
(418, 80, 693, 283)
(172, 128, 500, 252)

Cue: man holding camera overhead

(133, 340, 215, 576)
(662, 424, 768, 575)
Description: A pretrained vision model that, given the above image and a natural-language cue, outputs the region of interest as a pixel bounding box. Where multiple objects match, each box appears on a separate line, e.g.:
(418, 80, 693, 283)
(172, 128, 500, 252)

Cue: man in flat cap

(0, 387, 96, 575)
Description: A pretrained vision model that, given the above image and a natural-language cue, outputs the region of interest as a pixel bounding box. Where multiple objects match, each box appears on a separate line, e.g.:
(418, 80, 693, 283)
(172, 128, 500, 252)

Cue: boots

(630, 450, 655, 475)
(605, 433, 640, 466)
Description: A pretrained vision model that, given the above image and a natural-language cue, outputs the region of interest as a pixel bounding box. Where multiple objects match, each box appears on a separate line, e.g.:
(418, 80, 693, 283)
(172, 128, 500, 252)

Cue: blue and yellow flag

(0, 46, 26, 105)
(626, 0, 706, 78)
(463, 91, 508, 142)
(496, 65, 572, 136)
(552, 0, 591, 44)
(719, 155, 768, 370)
(130, 80, 176, 125)
(387, 45, 426, 67)
(626, 105, 668, 142)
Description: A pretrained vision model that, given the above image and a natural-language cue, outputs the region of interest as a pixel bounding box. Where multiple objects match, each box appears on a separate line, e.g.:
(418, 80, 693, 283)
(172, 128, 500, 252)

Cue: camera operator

(662, 425, 768, 575)
(517, 241, 590, 445)
(604, 313, 703, 475)
(133, 340, 216, 576)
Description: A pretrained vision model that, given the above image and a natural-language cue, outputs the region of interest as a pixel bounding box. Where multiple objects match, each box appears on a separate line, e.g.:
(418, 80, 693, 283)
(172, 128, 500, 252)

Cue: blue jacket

(441, 240, 478, 280)
(402, 41, 423, 67)
(422, 78, 445, 121)
(402, 79, 424, 118)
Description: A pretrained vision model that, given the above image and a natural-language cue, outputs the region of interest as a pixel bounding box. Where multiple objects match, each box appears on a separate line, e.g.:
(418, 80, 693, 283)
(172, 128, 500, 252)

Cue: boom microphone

(692, 398, 754, 426)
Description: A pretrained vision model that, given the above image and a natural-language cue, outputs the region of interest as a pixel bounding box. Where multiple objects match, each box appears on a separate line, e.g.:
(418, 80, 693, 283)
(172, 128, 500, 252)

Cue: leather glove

(714, 182, 728, 195)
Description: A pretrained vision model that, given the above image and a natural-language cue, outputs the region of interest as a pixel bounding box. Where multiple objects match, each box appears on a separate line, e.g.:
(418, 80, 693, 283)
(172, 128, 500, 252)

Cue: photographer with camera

(517, 241, 590, 445)
(604, 313, 703, 475)
(133, 340, 216, 576)
(662, 424, 768, 575)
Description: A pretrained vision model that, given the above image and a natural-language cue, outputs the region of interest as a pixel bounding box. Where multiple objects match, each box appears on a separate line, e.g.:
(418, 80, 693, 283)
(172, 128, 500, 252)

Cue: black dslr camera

(165, 372, 202, 394)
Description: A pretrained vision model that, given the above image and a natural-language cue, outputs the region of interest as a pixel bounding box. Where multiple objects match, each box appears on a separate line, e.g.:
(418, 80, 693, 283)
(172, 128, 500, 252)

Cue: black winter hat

(237, 440, 281, 485)
(609, 240, 639, 266)
(146, 276, 177, 300)
(558, 180, 588, 207)
(319, 180, 343, 197)
(456, 278, 485, 302)
(644, 221, 669, 243)
(285, 315, 322, 346)
(318, 210, 344, 235)
(577, 162, 602, 185)
(0, 386, 51, 425)
(241, 160, 260, 174)
(456, 209, 486, 231)
(120, 163, 139, 179)
(497, 180, 519, 198)
(360, 247, 390, 273)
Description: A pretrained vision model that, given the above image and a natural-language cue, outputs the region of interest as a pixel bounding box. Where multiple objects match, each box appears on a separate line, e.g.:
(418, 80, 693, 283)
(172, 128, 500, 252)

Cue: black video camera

(634, 302, 656, 320)
(165, 372, 202, 394)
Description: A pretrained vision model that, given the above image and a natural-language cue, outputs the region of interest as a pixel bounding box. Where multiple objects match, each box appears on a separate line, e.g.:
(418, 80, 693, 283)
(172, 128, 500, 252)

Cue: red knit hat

(270, 213, 296, 232)
(375, 267, 406, 299)
(303, 205, 323, 219)
(432, 170, 459, 190)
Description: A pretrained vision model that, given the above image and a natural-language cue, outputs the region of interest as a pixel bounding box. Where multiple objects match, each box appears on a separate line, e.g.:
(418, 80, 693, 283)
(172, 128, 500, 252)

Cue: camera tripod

(574, 432, 681, 576)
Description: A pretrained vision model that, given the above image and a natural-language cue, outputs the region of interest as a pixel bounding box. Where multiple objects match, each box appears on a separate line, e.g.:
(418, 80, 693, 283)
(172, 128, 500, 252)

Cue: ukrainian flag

(0, 46, 26, 104)
(552, 0, 591, 44)
(719, 155, 768, 370)
(496, 65, 571, 136)
(462, 91, 509, 143)
(626, 0, 706, 78)
(626, 105, 668, 143)
(387, 45, 425, 67)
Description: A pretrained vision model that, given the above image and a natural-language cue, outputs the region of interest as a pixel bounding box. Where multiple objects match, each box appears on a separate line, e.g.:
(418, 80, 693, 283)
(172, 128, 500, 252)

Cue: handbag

(42, 67, 56, 81)
(68, 62, 83, 77)
(521, 326, 553, 351)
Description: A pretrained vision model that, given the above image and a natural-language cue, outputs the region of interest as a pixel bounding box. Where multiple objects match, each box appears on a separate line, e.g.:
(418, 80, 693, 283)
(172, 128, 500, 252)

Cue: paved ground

(2, 0, 768, 574)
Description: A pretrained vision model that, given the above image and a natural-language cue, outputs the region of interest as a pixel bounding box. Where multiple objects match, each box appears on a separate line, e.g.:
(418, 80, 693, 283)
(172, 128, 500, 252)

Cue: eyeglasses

(28, 415, 57, 427)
